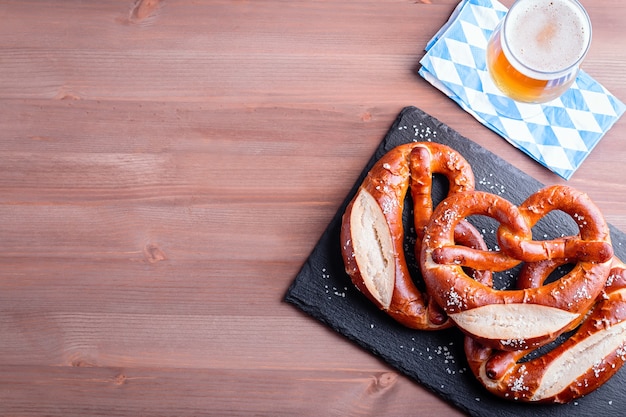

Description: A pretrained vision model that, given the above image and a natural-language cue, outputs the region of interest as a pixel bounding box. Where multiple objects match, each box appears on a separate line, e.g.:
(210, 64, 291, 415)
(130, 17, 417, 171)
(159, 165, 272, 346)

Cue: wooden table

(1, 1, 625, 415)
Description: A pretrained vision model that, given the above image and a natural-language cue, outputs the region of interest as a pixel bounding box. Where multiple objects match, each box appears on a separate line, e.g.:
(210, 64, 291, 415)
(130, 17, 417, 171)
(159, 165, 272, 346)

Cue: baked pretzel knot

(420, 186, 614, 350)
(465, 258, 626, 403)
(340, 142, 490, 330)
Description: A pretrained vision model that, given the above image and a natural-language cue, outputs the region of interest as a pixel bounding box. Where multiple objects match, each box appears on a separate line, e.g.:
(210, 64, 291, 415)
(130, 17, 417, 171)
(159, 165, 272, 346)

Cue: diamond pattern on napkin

(419, 0, 625, 180)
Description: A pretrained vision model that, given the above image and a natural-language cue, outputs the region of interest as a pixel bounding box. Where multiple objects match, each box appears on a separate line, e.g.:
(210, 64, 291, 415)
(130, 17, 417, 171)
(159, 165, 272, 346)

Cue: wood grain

(1, 0, 625, 416)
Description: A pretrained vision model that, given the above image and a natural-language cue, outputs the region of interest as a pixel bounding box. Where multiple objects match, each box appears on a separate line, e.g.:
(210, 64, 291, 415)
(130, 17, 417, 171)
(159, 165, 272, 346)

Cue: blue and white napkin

(418, 0, 625, 179)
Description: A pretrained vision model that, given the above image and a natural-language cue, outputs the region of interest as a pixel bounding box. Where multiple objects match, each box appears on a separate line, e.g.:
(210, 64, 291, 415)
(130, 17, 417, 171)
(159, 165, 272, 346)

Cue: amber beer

(486, 0, 591, 104)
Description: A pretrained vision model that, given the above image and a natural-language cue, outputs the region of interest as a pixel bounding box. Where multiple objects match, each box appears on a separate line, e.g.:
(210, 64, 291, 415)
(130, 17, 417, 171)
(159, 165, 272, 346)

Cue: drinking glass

(486, 0, 592, 104)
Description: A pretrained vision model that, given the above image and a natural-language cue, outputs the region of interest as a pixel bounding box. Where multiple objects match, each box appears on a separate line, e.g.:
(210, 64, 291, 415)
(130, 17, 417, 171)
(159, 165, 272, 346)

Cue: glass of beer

(486, 0, 592, 104)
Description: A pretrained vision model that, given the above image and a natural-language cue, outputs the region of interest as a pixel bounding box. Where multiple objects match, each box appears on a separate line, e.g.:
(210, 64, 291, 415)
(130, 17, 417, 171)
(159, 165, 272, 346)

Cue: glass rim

(500, 0, 592, 81)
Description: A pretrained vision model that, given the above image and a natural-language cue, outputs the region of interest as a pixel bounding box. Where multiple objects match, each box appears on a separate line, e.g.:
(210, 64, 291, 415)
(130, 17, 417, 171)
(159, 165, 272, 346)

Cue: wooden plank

(0, 366, 464, 416)
(0, 311, 387, 370)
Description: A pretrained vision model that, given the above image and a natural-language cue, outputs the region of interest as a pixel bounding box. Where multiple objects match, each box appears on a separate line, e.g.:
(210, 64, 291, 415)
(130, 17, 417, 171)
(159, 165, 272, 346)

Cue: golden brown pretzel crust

(500, 185, 614, 263)
(464, 259, 626, 403)
(340, 142, 487, 330)
(420, 187, 613, 350)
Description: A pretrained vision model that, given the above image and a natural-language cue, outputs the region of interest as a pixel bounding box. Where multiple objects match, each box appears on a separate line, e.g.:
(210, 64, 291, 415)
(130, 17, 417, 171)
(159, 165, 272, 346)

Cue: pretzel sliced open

(464, 258, 626, 403)
(420, 187, 613, 350)
(340, 142, 490, 330)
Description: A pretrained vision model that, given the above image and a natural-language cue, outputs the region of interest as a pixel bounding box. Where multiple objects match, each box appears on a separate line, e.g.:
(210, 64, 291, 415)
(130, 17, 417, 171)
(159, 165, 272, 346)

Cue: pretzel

(464, 258, 626, 403)
(340, 142, 491, 330)
(420, 186, 614, 350)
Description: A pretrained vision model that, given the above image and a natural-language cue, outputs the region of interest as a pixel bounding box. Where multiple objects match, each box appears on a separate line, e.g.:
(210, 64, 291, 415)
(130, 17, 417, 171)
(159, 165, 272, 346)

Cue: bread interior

(450, 303, 579, 341)
(350, 189, 395, 309)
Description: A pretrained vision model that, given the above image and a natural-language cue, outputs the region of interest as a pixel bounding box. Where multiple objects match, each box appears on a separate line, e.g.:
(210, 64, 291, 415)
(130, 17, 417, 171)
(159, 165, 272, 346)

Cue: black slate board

(284, 106, 626, 417)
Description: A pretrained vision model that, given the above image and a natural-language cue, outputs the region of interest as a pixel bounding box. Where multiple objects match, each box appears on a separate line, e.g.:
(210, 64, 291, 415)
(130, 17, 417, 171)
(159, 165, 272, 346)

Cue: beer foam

(504, 0, 591, 76)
